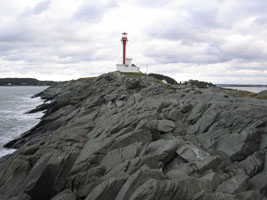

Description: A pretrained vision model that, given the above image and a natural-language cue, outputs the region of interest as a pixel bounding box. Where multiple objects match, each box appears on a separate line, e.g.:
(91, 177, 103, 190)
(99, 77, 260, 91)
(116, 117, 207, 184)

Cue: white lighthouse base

(116, 64, 140, 73)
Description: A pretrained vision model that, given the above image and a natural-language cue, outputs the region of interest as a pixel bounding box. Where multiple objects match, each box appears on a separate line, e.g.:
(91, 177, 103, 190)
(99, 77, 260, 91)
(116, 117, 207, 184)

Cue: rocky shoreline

(1, 72, 267, 200)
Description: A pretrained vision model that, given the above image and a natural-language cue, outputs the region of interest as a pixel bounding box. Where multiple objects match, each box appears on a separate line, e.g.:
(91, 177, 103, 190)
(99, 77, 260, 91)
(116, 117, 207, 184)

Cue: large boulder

(176, 143, 220, 173)
(248, 172, 267, 195)
(143, 139, 180, 163)
(157, 120, 176, 133)
(51, 189, 76, 200)
(217, 174, 249, 194)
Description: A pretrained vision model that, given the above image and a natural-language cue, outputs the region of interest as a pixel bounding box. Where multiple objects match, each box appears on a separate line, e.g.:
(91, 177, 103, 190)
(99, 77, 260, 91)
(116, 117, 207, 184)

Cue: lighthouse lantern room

(116, 33, 140, 73)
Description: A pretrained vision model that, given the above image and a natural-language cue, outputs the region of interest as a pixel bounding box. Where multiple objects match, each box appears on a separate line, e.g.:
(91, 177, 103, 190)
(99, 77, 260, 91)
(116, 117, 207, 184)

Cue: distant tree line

(0, 78, 57, 86)
(183, 79, 214, 88)
(148, 73, 178, 85)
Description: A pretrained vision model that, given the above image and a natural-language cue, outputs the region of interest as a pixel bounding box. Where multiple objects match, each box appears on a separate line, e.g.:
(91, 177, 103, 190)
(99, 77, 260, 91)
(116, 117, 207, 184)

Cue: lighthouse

(116, 33, 140, 73)
(121, 32, 128, 64)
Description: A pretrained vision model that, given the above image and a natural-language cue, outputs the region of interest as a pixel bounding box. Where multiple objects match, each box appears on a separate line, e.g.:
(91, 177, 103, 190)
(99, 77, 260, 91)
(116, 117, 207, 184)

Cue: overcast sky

(0, 0, 267, 84)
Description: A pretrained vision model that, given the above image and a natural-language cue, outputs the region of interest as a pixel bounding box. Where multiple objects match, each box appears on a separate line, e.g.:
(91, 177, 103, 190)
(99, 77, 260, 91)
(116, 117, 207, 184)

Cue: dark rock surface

(1, 72, 267, 199)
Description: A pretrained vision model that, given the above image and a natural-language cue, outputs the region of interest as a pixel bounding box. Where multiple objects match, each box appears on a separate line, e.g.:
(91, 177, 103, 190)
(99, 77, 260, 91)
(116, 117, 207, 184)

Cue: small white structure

(116, 58, 140, 73)
(116, 33, 140, 73)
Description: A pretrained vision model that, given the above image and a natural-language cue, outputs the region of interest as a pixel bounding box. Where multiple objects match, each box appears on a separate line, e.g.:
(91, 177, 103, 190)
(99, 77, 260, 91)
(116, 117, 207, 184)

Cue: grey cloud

(0, 22, 33, 43)
(254, 16, 267, 25)
(73, 0, 117, 22)
(133, 0, 172, 7)
(145, 40, 233, 65)
(0, 11, 105, 64)
(231, 65, 266, 71)
(148, 53, 226, 65)
(32, 0, 51, 14)
(150, 26, 205, 43)
(145, 0, 267, 66)
(146, 38, 267, 66)
(74, 5, 102, 22)
(242, 0, 267, 15)
(147, 13, 224, 44)
(221, 45, 267, 63)
(0, 42, 19, 52)
(214, 0, 267, 25)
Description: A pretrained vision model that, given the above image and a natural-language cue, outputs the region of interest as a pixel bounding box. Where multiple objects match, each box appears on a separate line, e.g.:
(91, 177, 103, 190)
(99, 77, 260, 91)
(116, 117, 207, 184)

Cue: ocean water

(223, 87, 267, 93)
(0, 86, 48, 158)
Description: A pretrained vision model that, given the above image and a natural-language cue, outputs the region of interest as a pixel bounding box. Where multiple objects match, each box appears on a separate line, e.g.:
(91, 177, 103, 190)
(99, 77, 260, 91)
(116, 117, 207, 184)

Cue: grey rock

(128, 179, 188, 200)
(167, 169, 189, 180)
(236, 190, 262, 200)
(102, 154, 162, 180)
(125, 78, 141, 89)
(104, 94, 117, 102)
(100, 142, 141, 172)
(198, 191, 237, 200)
(177, 144, 209, 163)
(239, 152, 264, 177)
(176, 176, 212, 197)
(110, 129, 152, 150)
(217, 174, 249, 194)
(127, 95, 135, 106)
(133, 93, 142, 102)
(179, 103, 193, 113)
(260, 133, 267, 150)
(85, 177, 127, 200)
(144, 139, 179, 163)
(114, 166, 167, 200)
(201, 171, 220, 190)
(51, 189, 76, 200)
(264, 152, 267, 171)
(163, 154, 187, 172)
(170, 163, 195, 175)
(0, 156, 31, 196)
(157, 120, 176, 132)
(186, 103, 210, 124)
(167, 107, 181, 121)
(8, 194, 31, 200)
(22, 153, 53, 194)
(176, 143, 220, 173)
(72, 137, 114, 173)
(116, 100, 124, 107)
(23, 151, 77, 200)
(248, 172, 267, 194)
(216, 129, 260, 162)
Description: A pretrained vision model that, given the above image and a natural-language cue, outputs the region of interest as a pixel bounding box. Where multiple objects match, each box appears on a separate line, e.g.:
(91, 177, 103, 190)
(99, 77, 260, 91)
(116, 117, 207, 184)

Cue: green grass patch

(255, 96, 267, 100)
(120, 72, 179, 85)
(120, 72, 146, 78)
(224, 88, 258, 98)
(77, 77, 97, 82)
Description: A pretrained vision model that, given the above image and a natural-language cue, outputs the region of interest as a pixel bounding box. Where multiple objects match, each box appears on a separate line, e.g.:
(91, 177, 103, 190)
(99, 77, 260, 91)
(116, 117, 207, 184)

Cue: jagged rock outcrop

(1, 72, 267, 200)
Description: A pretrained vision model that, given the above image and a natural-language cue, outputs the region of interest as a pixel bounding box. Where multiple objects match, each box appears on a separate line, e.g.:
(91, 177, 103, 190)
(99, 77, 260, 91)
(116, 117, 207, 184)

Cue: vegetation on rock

(148, 73, 178, 85)
(183, 79, 214, 88)
(224, 88, 267, 100)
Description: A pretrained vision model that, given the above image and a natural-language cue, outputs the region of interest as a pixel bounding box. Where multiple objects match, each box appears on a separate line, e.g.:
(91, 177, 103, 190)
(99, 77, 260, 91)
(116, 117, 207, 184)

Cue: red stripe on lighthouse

(123, 40, 126, 64)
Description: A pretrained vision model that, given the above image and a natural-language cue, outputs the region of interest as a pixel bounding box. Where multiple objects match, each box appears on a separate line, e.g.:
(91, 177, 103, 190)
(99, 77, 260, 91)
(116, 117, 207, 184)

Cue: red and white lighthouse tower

(121, 32, 128, 65)
(116, 32, 140, 73)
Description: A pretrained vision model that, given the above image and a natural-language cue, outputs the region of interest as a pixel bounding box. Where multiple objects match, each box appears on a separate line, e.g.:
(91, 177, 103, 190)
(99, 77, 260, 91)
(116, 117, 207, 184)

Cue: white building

(116, 58, 140, 73)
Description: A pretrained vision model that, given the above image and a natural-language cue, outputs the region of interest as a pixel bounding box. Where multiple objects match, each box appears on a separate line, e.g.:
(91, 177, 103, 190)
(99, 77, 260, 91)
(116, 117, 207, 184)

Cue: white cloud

(0, 0, 267, 84)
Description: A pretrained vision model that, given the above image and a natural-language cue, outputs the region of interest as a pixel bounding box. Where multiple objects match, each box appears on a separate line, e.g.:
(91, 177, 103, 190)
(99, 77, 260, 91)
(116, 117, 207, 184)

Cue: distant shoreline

(222, 86, 267, 93)
(217, 84, 267, 87)
(0, 78, 57, 86)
